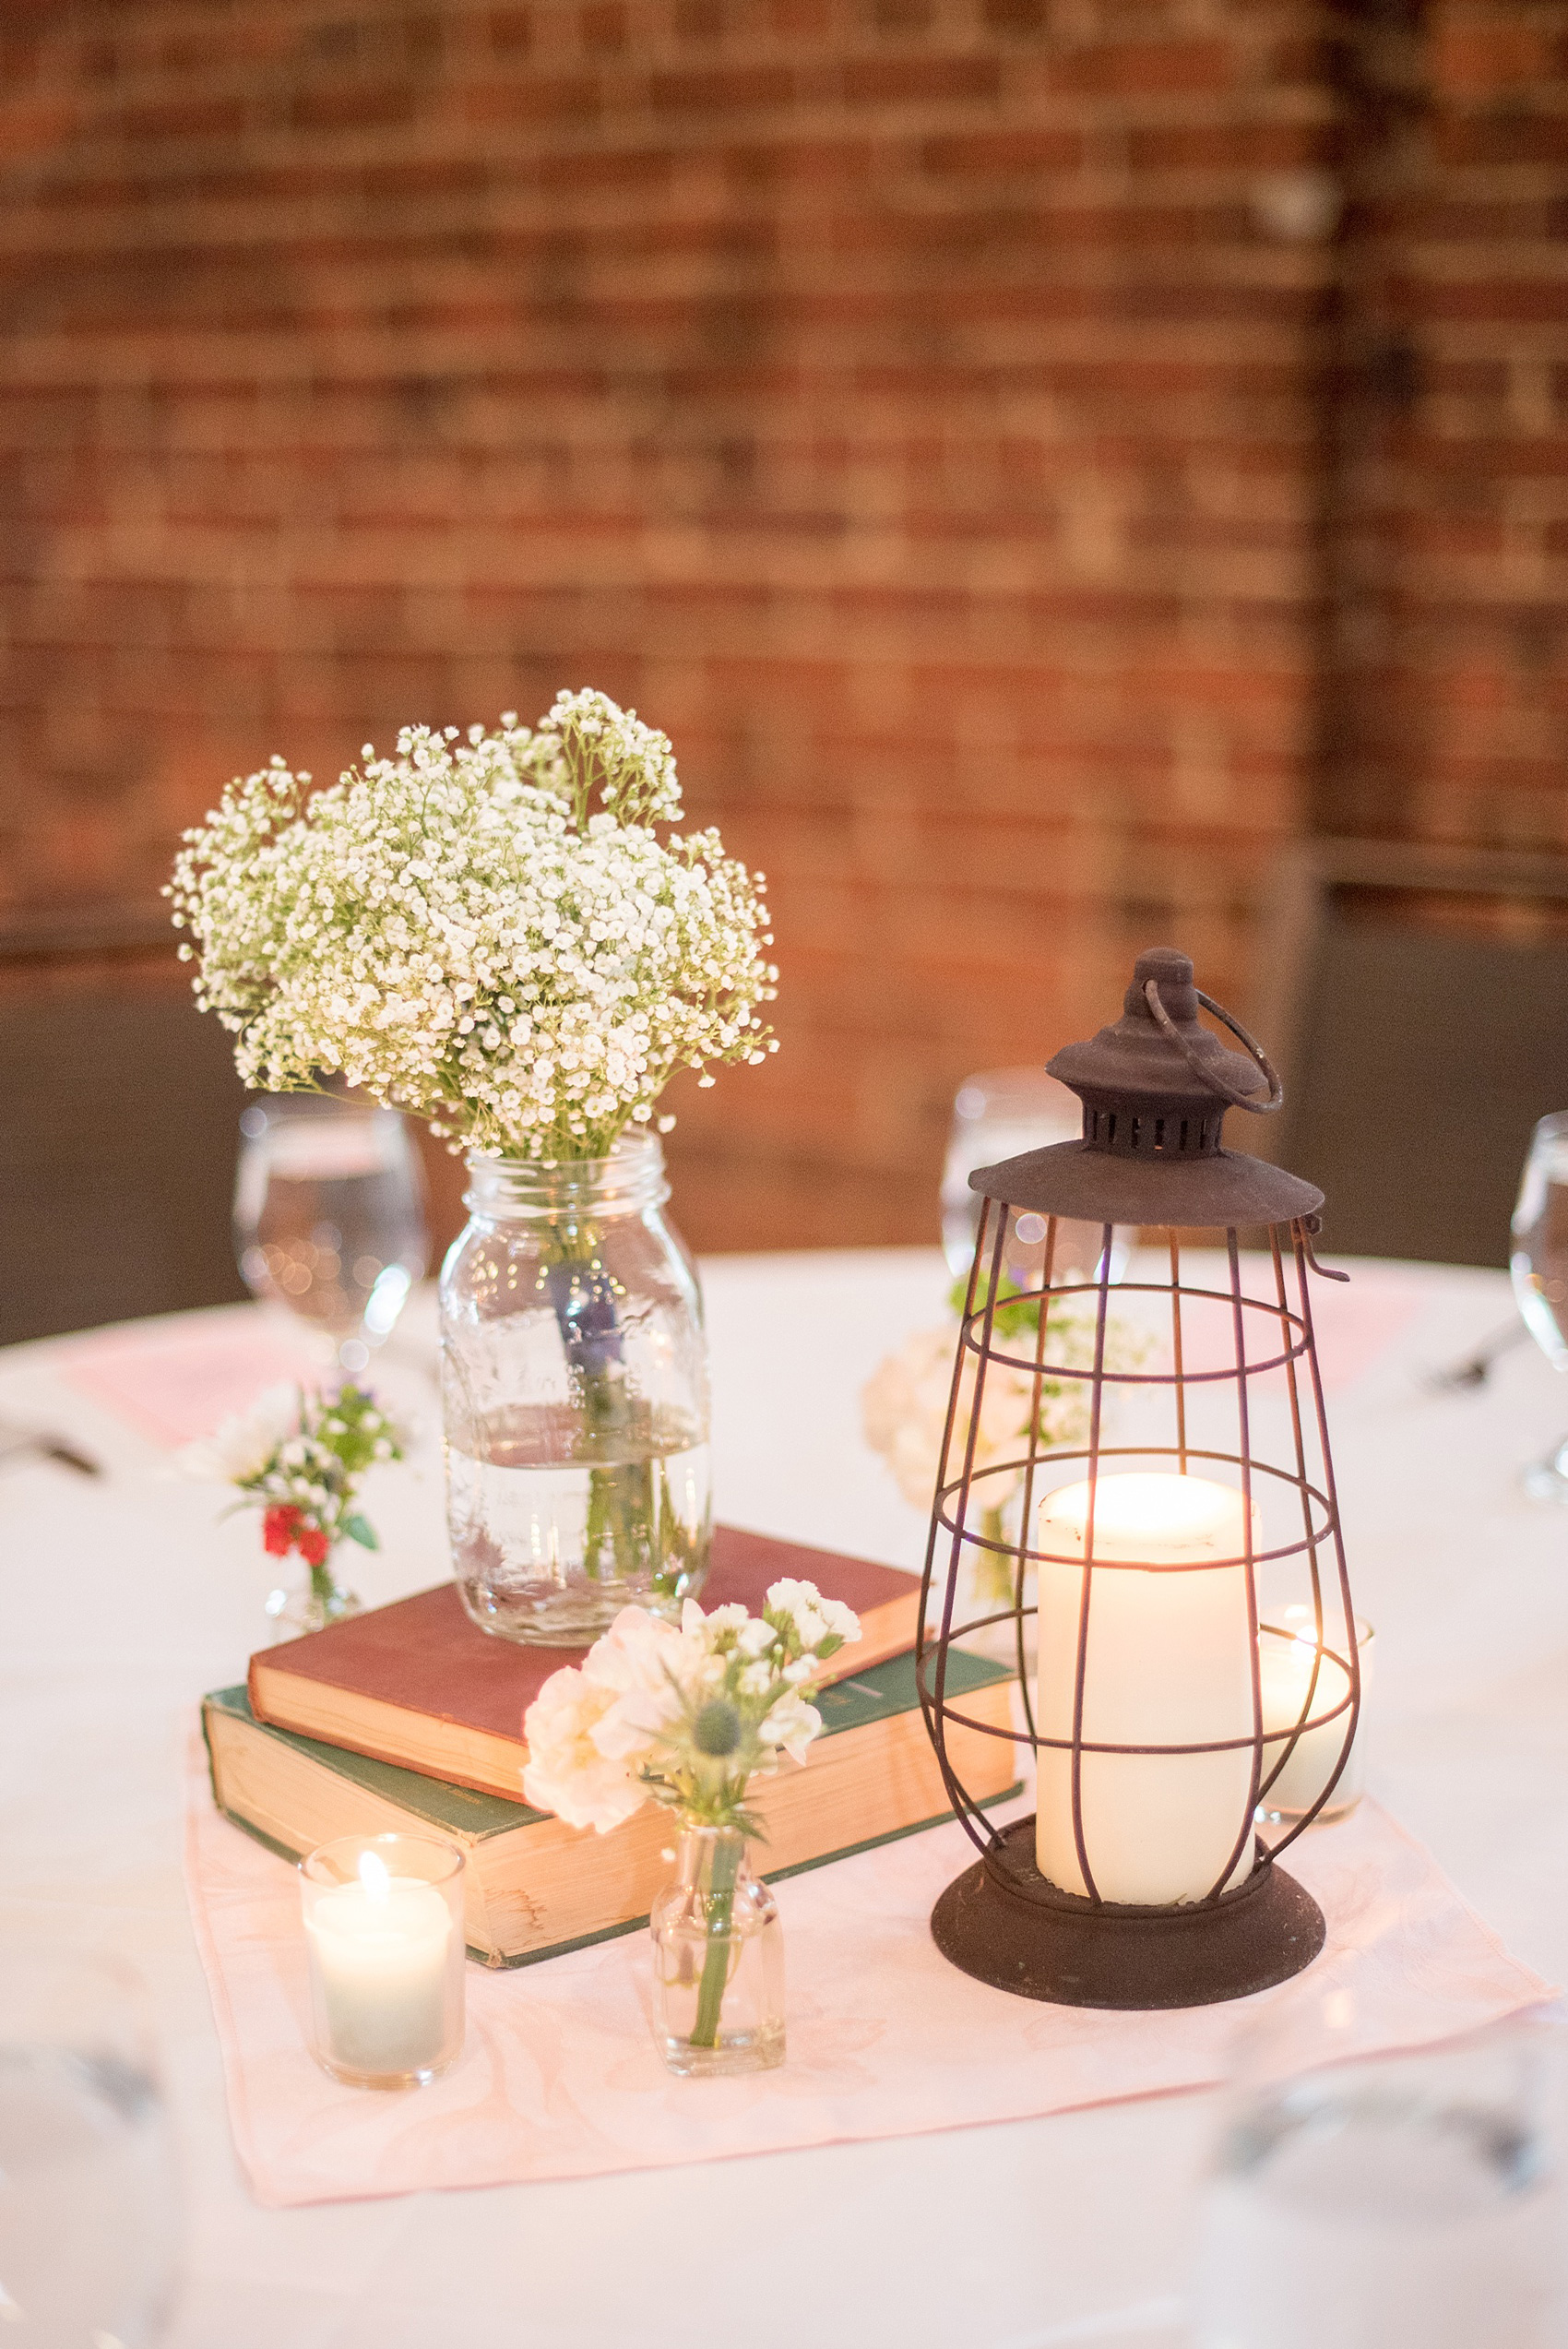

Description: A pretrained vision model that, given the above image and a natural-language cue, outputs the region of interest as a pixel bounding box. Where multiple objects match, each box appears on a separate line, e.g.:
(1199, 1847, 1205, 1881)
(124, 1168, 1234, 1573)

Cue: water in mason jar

(1194, 2081, 1562, 2349)
(446, 1403, 712, 1643)
(0, 2045, 176, 2345)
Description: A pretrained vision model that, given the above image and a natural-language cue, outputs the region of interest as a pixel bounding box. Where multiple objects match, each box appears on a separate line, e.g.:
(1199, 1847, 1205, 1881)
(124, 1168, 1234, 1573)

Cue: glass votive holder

(299, 1832, 466, 2089)
(1257, 1612, 1375, 1828)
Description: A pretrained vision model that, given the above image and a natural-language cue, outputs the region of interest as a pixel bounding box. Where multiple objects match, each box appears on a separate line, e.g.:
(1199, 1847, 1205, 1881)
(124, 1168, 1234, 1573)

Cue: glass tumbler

(300, 1833, 466, 2088)
(234, 1093, 429, 1375)
(1194, 2000, 1564, 2349)
(1256, 1611, 1375, 1828)
(1511, 1109, 1568, 1501)
(0, 1950, 180, 2346)
(942, 1066, 1132, 1290)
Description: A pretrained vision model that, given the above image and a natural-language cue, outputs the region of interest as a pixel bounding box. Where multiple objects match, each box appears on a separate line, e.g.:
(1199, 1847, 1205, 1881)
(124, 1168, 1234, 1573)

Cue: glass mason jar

(650, 1826, 785, 2078)
(439, 1131, 711, 1645)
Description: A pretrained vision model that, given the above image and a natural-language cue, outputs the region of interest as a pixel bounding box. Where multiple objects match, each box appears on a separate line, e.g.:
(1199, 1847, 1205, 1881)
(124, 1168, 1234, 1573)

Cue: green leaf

(342, 1514, 379, 1550)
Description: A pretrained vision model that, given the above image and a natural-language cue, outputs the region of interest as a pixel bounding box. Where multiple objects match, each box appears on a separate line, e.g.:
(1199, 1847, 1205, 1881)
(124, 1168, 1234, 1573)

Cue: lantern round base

(930, 1816, 1325, 2010)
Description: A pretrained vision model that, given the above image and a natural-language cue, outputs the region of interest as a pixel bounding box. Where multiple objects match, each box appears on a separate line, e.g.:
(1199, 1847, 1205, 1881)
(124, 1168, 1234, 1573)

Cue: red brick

(1, 0, 1561, 1248)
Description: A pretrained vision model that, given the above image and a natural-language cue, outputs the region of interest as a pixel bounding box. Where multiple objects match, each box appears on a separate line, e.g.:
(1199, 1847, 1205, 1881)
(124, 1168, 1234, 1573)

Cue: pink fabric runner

(184, 1740, 1552, 2210)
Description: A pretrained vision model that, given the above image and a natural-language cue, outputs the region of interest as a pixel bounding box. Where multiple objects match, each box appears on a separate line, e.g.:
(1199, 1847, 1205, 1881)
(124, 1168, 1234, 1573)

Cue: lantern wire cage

(915, 955, 1362, 2010)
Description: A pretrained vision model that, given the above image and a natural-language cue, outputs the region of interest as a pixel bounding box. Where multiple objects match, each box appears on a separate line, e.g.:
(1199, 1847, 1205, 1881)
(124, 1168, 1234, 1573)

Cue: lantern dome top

(1051, 947, 1262, 1112)
(968, 947, 1324, 1228)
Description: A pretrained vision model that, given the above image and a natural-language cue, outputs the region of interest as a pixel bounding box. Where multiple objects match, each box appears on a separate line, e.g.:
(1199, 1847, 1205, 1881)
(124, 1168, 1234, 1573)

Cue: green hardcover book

(203, 1650, 1020, 1966)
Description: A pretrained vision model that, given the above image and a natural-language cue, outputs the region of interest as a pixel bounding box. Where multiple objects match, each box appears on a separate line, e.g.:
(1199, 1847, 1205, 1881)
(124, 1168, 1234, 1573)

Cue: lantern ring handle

(1143, 979, 1284, 1114)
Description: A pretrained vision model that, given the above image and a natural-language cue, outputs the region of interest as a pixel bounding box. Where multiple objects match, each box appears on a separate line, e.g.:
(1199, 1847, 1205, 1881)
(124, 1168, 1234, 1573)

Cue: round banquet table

(2, 1246, 1565, 2349)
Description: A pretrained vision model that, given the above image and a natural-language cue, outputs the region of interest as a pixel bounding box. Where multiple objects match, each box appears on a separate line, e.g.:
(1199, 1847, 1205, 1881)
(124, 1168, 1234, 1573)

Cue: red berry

(299, 1527, 330, 1568)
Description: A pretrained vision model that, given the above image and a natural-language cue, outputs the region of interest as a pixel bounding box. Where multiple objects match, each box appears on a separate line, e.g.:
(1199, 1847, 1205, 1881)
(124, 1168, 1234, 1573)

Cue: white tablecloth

(1, 1249, 1562, 2349)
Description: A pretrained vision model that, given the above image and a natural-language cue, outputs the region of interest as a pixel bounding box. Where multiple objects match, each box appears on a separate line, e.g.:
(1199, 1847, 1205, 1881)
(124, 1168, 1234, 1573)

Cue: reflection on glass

(941, 1066, 1131, 1291)
(234, 1095, 429, 1373)
(1194, 1999, 1563, 2348)
(0, 1951, 180, 2346)
(1511, 1109, 1568, 1501)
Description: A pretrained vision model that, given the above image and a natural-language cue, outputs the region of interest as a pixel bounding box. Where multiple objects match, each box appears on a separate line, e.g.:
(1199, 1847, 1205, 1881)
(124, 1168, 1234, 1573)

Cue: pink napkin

(183, 1740, 1552, 2209)
(60, 1319, 323, 1448)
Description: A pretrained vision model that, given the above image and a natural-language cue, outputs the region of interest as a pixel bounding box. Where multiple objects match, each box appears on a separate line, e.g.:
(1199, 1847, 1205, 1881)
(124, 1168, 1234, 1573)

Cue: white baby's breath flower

(168, 693, 778, 1161)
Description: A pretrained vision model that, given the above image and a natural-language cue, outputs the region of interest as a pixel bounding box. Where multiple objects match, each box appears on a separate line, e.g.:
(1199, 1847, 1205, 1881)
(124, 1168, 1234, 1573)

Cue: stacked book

(204, 1524, 1017, 1965)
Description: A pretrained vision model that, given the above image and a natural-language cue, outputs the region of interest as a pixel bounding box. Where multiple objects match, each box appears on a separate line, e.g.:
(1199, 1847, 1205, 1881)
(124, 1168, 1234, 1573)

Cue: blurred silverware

(0, 1423, 103, 1476)
(1421, 1320, 1529, 1394)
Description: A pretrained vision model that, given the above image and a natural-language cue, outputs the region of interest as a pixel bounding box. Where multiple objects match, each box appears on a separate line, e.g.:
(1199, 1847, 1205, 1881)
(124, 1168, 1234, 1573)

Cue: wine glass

(233, 1095, 429, 1375)
(1511, 1109, 1568, 1500)
(941, 1066, 1132, 1292)
(0, 1951, 180, 2345)
(1194, 1995, 1563, 2348)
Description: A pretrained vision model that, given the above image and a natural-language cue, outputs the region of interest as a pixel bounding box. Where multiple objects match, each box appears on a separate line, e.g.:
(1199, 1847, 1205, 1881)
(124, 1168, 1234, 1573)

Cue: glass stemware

(1510, 1109, 1568, 1501)
(941, 1066, 1132, 1290)
(234, 1094, 429, 1376)
(1194, 1997, 1563, 2348)
(0, 1951, 180, 2346)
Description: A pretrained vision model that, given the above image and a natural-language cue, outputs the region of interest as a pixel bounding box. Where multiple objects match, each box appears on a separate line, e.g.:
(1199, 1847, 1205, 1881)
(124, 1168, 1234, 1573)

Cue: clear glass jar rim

(300, 1830, 466, 1888)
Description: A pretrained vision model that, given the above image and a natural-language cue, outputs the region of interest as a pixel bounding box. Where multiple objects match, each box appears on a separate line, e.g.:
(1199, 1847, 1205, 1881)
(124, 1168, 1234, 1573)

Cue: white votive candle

(1036, 1473, 1259, 1906)
(1258, 1611, 1372, 1822)
(300, 1836, 465, 2087)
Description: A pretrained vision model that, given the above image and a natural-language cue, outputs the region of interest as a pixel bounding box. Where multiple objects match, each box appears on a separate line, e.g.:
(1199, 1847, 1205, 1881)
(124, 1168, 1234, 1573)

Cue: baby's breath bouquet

(168, 690, 778, 1155)
(171, 693, 777, 1645)
(523, 1580, 861, 2073)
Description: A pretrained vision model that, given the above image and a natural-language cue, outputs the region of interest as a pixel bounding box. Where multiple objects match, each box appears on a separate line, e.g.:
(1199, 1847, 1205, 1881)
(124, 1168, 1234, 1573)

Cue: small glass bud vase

(265, 1556, 363, 1640)
(650, 1826, 785, 2079)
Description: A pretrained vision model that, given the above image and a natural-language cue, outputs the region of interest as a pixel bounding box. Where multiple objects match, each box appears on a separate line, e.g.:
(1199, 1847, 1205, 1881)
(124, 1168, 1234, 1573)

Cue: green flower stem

(690, 1830, 743, 2050)
(309, 1559, 338, 1614)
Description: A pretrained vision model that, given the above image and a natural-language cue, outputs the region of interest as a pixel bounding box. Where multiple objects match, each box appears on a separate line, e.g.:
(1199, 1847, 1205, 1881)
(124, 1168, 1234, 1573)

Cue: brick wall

(0, 0, 1555, 1252)
(1316, 0, 1568, 853)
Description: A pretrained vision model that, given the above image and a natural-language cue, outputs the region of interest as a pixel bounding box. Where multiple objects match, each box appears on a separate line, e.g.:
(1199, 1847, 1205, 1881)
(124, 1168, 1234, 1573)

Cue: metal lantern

(918, 947, 1360, 2010)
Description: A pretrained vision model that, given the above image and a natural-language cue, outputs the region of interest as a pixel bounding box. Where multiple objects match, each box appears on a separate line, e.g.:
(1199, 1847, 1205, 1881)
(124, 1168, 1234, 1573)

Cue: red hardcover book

(248, 1524, 922, 1799)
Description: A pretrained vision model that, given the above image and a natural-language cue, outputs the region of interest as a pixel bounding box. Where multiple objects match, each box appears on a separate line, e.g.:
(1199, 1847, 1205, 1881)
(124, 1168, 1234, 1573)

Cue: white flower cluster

(521, 1580, 861, 1834)
(168, 690, 778, 1159)
(862, 1302, 1130, 1517)
(178, 1380, 405, 1562)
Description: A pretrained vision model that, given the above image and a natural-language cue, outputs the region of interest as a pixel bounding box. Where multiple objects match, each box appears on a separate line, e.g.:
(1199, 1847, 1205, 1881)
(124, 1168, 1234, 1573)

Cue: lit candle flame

(358, 1849, 392, 1903)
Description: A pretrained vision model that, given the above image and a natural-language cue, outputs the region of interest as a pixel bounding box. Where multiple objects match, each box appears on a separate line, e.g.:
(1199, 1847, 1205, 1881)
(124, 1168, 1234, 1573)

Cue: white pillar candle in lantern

(1258, 1609, 1372, 1821)
(1035, 1472, 1258, 1906)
